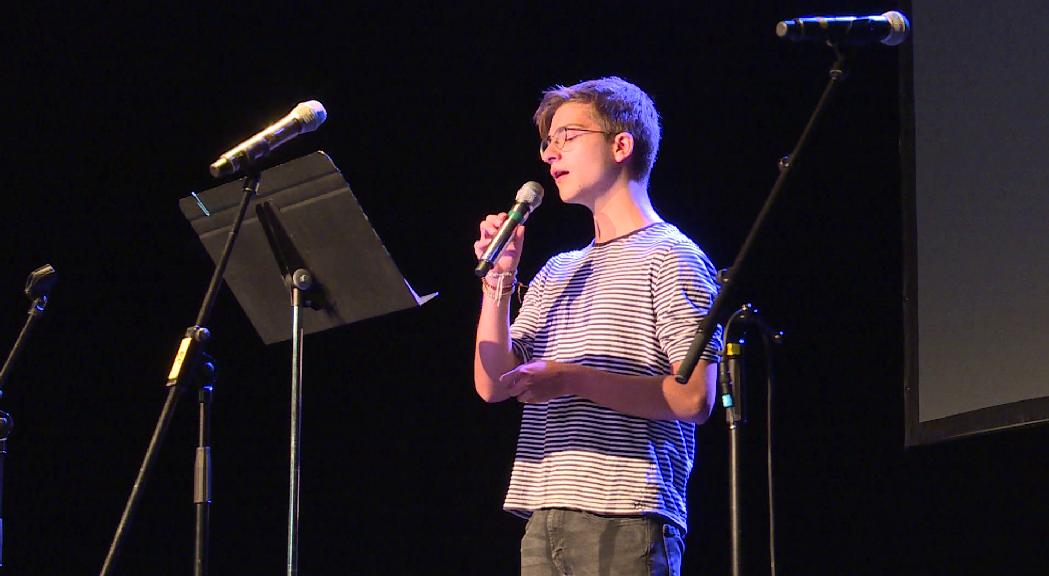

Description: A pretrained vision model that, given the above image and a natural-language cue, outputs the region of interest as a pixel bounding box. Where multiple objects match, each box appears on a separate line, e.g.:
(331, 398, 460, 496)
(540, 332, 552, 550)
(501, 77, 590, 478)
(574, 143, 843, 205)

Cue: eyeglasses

(540, 126, 613, 154)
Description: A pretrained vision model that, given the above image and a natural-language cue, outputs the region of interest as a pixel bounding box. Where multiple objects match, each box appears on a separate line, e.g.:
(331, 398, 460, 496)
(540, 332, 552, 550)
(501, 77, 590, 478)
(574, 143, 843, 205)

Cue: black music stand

(178, 151, 435, 575)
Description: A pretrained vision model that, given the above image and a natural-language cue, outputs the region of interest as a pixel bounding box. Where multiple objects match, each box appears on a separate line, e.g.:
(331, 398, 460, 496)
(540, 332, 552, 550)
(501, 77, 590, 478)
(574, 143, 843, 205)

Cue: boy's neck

(591, 179, 662, 243)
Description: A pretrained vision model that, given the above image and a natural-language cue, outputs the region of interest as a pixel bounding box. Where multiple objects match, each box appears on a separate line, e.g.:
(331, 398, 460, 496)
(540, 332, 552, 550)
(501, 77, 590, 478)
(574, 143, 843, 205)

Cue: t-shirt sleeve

(509, 264, 547, 364)
(653, 241, 723, 364)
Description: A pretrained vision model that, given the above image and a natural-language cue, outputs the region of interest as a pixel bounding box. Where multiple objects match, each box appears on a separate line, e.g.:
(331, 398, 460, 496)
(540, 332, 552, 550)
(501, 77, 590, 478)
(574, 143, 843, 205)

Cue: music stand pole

(287, 279, 309, 576)
(253, 199, 316, 576)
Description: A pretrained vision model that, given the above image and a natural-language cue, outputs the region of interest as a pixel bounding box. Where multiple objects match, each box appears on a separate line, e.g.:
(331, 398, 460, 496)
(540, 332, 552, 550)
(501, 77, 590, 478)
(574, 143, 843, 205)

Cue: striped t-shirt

(506, 222, 722, 531)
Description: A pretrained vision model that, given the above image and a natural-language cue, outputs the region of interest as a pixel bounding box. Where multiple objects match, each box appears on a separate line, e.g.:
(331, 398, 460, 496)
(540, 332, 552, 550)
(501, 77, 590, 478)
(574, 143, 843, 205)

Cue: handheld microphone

(474, 181, 544, 277)
(209, 100, 327, 178)
(776, 11, 910, 46)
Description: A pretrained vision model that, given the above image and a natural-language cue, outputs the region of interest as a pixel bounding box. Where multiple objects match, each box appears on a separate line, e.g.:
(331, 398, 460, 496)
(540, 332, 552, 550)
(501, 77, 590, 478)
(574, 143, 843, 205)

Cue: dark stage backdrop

(3, 2, 1047, 575)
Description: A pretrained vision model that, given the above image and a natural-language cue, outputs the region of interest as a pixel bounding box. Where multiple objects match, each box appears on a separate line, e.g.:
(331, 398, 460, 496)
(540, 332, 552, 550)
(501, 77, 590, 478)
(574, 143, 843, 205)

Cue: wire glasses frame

(539, 127, 614, 155)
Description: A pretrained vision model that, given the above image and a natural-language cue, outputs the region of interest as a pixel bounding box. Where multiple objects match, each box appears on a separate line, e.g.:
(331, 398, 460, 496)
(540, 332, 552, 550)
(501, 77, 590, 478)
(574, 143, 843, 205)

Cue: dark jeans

(521, 508, 684, 576)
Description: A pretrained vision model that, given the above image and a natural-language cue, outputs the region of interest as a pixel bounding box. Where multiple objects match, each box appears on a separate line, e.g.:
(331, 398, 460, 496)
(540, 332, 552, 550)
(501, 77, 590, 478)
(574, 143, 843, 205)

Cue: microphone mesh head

(515, 181, 544, 209)
(294, 100, 328, 132)
(881, 11, 910, 46)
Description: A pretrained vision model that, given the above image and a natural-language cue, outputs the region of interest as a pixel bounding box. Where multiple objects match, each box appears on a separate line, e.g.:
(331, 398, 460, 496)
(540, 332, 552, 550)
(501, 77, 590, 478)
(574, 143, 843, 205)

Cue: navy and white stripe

(506, 222, 722, 531)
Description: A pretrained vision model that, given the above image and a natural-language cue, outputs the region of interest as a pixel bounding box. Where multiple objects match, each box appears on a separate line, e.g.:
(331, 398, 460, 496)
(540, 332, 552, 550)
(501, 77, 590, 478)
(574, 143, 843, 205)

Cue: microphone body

(209, 100, 327, 178)
(776, 11, 910, 46)
(474, 182, 544, 277)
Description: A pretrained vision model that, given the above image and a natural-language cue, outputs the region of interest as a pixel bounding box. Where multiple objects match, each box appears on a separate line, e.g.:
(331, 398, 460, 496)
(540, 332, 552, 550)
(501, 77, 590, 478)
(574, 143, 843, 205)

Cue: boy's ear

(611, 132, 634, 165)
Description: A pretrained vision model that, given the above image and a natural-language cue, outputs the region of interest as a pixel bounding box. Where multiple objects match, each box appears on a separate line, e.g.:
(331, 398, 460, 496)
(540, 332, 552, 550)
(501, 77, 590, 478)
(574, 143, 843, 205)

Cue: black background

(3, 2, 1047, 574)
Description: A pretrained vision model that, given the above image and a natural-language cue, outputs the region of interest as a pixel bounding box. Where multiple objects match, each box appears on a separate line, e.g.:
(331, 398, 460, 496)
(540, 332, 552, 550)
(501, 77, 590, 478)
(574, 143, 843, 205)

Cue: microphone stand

(673, 39, 864, 576)
(0, 264, 57, 568)
(99, 169, 259, 576)
(676, 43, 849, 384)
(719, 304, 783, 576)
(193, 359, 217, 576)
(719, 333, 744, 576)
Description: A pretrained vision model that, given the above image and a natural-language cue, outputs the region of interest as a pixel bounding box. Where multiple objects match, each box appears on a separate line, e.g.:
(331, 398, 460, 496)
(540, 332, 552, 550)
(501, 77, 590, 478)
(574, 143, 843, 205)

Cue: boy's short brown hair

(534, 76, 661, 183)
